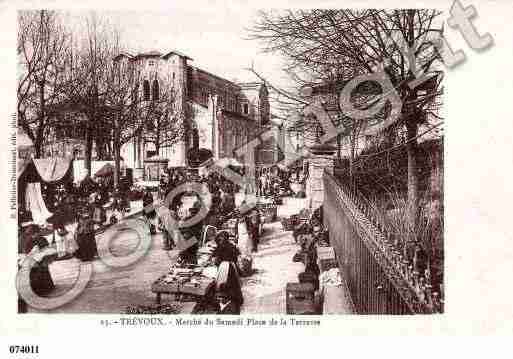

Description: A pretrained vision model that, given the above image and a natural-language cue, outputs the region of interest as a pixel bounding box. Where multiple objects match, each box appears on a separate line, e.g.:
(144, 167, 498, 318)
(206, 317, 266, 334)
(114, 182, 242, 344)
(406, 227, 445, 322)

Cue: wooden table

(151, 274, 216, 304)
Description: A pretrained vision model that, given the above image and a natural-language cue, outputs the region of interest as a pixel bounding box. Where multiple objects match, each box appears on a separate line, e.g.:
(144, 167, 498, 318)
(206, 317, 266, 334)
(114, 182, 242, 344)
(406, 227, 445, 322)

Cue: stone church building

(113, 50, 279, 171)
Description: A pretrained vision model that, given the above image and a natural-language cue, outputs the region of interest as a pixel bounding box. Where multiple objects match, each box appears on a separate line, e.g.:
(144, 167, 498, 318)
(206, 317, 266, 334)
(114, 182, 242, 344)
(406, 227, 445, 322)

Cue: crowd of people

(17, 162, 312, 314)
(291, 207, 330, 292)
(154, 168, 260, 259)
(255, 166, 308, 198)
(17, 171, 135, 311)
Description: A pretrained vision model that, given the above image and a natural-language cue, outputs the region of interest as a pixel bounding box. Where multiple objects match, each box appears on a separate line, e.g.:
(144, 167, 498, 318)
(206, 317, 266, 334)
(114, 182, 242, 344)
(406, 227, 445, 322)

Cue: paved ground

(240, 221, 304, 313)
(27, 197, 320, 314)
(29, 229, 182, 314)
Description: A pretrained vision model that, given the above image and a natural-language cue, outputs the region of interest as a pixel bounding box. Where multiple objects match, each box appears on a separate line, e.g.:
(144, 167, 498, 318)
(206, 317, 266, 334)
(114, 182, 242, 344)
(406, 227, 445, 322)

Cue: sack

(237, 255, 253, 277)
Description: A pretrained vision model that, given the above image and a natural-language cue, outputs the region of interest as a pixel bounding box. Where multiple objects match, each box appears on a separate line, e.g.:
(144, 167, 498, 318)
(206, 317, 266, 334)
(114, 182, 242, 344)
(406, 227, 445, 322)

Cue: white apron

(237, 221, 252, 255)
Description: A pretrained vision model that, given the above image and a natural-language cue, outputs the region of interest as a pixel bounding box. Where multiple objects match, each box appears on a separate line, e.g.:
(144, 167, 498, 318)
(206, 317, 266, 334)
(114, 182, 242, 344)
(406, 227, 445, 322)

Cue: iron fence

(323, 171, 443, 314)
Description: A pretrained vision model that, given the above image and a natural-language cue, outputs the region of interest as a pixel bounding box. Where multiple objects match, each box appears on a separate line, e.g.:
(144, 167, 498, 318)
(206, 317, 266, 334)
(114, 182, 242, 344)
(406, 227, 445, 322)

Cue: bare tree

(105, 57, 173, 188)
(249, 9, 444, 228)
(60, 12, 119, 175)
(17, 10, 70, 157)
(144, 77, 191, 156)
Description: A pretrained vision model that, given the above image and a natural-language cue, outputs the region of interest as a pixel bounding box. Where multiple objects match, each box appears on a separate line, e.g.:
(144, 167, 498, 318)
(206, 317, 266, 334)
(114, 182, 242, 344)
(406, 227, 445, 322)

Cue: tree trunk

(84, 122, 93, 177)
(114, 141, 121, 190)
(34, 82, 46, 158)
(95, 136, 106, 160)
(406, 121, 419, 233)
(336, 133, 342, 159)
(114, 116, 120, 190)
(155, 142, 160, 157)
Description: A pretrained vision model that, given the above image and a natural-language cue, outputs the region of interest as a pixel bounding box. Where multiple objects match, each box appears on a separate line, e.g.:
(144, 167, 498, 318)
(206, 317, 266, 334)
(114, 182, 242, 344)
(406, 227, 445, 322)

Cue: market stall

(144, 155, 169, 181)
(18, 157, 73, 226)
(73, 160, 125, 184)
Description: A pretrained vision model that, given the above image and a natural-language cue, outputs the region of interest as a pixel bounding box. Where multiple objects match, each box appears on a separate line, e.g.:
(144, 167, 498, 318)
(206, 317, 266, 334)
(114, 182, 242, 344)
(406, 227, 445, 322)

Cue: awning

(187, 148, 213, 168)
(32, 158, 72, 182)
(94, 162, 115, 177)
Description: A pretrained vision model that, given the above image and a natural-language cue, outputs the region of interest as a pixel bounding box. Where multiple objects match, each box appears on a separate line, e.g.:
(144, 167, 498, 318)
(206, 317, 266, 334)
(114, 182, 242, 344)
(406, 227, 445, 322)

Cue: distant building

(42, 49, 280, 175)
(113, 50, 273, 170)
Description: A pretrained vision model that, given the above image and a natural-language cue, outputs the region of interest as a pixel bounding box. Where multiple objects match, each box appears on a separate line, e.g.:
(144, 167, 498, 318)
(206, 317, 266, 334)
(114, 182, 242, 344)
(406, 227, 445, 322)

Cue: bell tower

(162, 50, 193, 166)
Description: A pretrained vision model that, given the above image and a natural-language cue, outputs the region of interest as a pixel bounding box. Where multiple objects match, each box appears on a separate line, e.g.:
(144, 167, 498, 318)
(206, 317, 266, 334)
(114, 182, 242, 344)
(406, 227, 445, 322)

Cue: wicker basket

(286, 282, 316, 315)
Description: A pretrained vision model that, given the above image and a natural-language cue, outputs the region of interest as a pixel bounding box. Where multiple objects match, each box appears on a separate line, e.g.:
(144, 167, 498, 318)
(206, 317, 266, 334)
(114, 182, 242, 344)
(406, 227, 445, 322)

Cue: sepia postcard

(1, 0, 513, 353)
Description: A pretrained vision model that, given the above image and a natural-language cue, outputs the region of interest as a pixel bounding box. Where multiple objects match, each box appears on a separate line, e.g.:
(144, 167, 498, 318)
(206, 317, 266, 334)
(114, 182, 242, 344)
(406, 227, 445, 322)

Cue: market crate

(298, 271, 319, 291)
(221, 218, 238, 240)
(316, 246, 338, 272)
(286, 282, 316, 315)
(257, 203, 277, 223)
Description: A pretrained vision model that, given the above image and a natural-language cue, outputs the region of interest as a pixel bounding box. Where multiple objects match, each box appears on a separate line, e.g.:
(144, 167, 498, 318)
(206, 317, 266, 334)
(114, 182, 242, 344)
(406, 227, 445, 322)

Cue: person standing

(212, 231, 240, 267)
(248, 209, 260, 252)
(142, 189, 156, 234)
(23, 227, 56, 297)
(75, 211, 97, 262)
(215, 289, 240, 314)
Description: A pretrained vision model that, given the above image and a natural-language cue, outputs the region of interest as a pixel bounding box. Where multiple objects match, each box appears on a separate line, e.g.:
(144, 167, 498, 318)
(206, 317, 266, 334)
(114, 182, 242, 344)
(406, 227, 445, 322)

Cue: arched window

(143, 80, 150, 101)
(152, 79, 160, 101)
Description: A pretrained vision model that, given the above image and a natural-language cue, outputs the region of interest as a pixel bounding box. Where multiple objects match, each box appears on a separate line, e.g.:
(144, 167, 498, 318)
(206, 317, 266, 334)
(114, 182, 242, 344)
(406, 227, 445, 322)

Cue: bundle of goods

(281, 214, 298, 231)
(124, 304, 180, 314)
(296, 190, 306, 198)
(319, 268, 343, 287)
(127, 185, 145, 201)
(285, 282, 316, 315)
(273, 195, 283, 205)
(221, 218, 239, 241)
(152, 265, 216, 298)
(237, 254, 253, 277)
(257, 201, 277, 224)
(298, 271, 319, 291)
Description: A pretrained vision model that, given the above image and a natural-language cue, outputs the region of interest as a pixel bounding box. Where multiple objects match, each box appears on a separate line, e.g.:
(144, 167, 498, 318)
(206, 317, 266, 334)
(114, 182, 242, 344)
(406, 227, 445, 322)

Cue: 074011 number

(9, 345, 39, 354)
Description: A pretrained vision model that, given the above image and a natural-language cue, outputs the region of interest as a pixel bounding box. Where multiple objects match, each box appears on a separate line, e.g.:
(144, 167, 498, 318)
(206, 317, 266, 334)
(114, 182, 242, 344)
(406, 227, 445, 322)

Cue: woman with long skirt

(24, 229, 56, 297)
(75, 212, 97, 261)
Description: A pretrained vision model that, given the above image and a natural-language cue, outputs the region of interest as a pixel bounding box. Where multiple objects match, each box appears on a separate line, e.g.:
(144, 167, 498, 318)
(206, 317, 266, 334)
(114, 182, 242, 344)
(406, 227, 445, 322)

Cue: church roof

(161, 50, 193, 60)
(237, 82, 264, 90)
(113, 49, 193, 61)
(113, 52, 135, 61)
(135, 50, 163, 58)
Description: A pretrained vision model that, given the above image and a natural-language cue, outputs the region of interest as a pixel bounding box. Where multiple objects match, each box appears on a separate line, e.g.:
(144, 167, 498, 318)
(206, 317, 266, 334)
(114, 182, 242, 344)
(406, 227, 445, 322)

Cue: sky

(63, 7, 293, 91)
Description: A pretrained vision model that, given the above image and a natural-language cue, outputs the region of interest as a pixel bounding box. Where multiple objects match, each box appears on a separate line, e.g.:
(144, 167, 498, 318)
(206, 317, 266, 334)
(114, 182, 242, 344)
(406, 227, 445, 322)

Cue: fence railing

(323, 171, 443, 314)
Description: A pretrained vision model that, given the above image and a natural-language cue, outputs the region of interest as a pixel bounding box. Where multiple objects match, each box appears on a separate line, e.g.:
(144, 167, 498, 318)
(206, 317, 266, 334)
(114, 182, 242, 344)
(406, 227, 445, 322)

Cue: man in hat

(187, 201, 204, 243)
(247, 209, 260, 253)
(215, 287, 241, 314)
